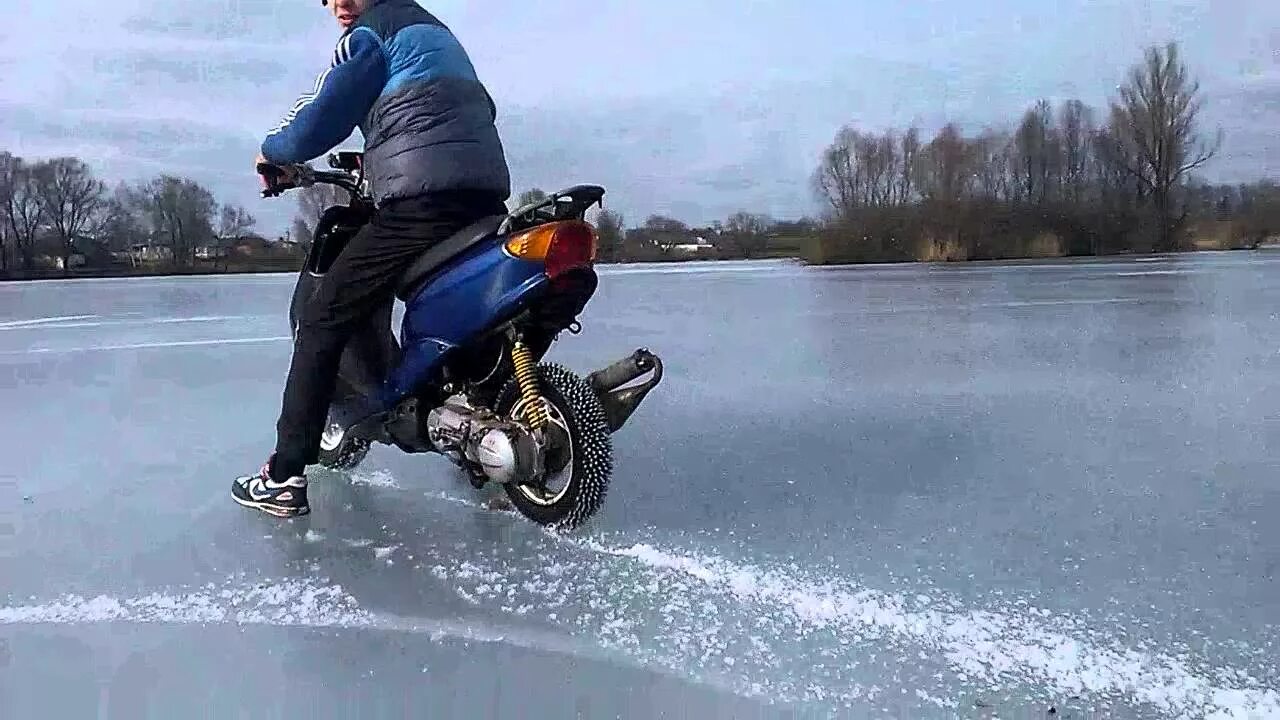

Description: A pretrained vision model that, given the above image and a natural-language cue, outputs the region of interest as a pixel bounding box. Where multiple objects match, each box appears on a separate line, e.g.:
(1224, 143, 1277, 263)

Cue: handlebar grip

(257, 162, 300, 197)
(257, 162, 286, 178)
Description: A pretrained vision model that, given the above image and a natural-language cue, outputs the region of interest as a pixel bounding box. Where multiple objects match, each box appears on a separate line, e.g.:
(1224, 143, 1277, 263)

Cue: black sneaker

(231, 459, 309, 518)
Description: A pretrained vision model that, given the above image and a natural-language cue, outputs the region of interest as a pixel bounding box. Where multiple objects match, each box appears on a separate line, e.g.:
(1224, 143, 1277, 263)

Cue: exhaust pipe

(587, 348, 664, 433)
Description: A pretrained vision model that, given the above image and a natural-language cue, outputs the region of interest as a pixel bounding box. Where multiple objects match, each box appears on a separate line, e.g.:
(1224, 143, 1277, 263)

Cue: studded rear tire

(495, 363, 613, 530)
(316, 411, 370, 471)
(318, 438, 370, 471)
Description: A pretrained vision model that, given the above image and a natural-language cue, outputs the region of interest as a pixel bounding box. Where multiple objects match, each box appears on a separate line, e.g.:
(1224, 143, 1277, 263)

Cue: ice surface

(2, 254, 1278, 717)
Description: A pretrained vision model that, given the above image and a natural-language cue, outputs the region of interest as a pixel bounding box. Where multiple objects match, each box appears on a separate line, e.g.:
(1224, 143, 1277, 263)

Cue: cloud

(1199, 70, 1280, 183)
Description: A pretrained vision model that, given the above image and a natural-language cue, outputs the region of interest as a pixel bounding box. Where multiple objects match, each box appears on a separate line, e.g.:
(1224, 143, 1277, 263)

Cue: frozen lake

(2, 253, 1278, 718)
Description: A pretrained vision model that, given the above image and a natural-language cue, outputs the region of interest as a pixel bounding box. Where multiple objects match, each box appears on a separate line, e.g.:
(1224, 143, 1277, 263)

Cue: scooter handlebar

(257, 162, 365, 199)
(257, 162, 311, 198)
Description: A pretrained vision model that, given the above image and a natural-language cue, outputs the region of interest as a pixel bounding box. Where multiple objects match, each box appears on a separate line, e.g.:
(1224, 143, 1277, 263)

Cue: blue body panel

(381, 238, 547, 408)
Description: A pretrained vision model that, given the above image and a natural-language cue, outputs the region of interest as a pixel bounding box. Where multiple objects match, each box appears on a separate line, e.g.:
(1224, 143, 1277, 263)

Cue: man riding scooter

(232, 0, 511, 518)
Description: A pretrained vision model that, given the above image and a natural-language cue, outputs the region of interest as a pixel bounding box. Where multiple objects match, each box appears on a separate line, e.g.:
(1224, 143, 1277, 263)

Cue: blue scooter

(258, 153, 662, 529)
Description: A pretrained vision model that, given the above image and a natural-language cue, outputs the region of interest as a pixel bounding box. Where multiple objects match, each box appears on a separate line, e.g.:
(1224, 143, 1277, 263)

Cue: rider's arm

(260, 27, 387, 165)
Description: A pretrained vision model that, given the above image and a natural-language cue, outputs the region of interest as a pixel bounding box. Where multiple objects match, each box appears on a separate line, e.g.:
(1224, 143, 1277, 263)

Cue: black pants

(270, 191, 508, 479)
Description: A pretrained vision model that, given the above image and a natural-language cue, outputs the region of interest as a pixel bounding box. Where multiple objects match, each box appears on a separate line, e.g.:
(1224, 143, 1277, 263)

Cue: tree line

(808, 42, 1280, 264)
(0, 152, 268, 278)
(0, 155, 793, 280)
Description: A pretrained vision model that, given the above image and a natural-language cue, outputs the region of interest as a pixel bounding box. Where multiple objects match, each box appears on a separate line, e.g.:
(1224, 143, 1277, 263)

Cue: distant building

(232, 235, 274, 256)
(120, 244, 173, 264)
(195, 245, 230, 260)
(673, 236, 716, 255)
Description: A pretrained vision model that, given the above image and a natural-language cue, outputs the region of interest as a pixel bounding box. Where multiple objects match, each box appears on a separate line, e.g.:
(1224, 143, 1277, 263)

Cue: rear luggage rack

(501, 185, 607, 234)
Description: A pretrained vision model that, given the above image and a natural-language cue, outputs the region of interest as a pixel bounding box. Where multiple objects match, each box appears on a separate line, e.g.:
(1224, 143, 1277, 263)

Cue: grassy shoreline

(5, 245, 1276, 283)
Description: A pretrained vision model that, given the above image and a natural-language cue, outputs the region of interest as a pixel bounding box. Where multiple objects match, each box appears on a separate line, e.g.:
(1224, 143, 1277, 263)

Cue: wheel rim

(509, 397, 574, 506)
(319, 420, 345, 451)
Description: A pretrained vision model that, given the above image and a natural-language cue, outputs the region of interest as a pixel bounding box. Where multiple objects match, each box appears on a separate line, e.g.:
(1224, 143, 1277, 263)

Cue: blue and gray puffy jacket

(261, 0, 511, 206)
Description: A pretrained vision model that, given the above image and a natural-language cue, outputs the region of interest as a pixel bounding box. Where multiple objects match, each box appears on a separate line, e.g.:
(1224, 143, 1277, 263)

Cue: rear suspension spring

(511, 340, 547, 430)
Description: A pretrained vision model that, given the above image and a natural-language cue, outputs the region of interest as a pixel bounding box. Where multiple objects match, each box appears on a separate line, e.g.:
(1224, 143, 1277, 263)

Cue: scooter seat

(395, 214, 507, 301)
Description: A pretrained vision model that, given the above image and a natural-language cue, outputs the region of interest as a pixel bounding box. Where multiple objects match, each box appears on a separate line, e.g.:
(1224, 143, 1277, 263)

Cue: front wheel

(495, 363, 613, 530)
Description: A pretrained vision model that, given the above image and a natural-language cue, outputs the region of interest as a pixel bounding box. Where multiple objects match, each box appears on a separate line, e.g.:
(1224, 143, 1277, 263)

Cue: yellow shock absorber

(511, 340, 547, 430)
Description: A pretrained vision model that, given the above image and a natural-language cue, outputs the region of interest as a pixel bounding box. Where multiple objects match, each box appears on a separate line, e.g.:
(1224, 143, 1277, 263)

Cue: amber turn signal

(504, 221, 598, 277)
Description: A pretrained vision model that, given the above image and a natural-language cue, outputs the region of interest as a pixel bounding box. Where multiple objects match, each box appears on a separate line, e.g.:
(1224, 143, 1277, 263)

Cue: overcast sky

(4, 0, 1276, 236)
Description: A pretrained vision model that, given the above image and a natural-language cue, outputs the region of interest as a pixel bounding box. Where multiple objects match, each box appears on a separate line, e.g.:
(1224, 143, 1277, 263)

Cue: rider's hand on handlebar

(255, 152, 300, 195)
(255, 153, 295, 180)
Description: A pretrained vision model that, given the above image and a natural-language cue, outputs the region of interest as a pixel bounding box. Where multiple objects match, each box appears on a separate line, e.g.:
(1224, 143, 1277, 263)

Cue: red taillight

(545, 222, 597, 278)
(505, 220, 597, 278)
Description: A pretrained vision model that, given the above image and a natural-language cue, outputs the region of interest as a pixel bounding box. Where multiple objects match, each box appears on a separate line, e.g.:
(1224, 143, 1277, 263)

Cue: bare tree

(629, 215, 688, 257)
(972, 129, 1014, 201)
(815, 126, 906, 218)
(33, 157, 106, 271)
(1059, 100, 1095, 205)
(852, 133, 879, 207)
(875, 132, 900, 207)
(94, 184, 146, 257)
(592, 208, 624, 262)
(814, 125, 859, 218)
(915, 124, 973, 204)
(1238, 180, 1280, 245)
(218, 204, 257, 242)
(290, 183, 349, 247)
(1105, 41, 1223, 251)
(290, 216, 314, 250)
(1014, 100, 1057, 205)
(897, 127, 920, 206)
(721, 211, 773, 259)
(1, 152, 44, 272)
(516, 188, 548, 208)
(297, 184, 348, 222)
(133, 175, 218, 267)
(0, 152, 12, 273)
(857, 132, 899, 207)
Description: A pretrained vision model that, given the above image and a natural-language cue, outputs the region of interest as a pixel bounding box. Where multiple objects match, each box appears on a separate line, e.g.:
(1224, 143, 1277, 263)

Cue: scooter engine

(425, 397, 542, 484)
